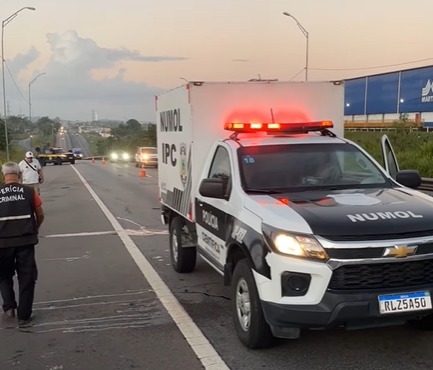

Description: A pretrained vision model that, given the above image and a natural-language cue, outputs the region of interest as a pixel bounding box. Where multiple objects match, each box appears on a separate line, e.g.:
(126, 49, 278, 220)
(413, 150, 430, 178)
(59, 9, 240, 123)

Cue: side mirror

(199, 178, 226, 199)
(396, 170, 421, 189)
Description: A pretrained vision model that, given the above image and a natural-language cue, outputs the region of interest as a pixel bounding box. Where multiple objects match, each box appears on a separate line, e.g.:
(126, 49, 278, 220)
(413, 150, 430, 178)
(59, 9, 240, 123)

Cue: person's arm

(35, 205, 44, 232)
(38, 167, 44, 183)
(18, 162, 24, 184)
(33, 191, 44, 232)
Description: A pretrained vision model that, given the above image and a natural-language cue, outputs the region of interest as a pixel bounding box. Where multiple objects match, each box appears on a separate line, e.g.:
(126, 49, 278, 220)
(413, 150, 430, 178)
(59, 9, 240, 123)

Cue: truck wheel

(57, 158, 62, 165)
(39, 159, 46, 167)
(70, 159, 75, 165)
(169, 217, 196, 273)
(409, 313, 433, 330)
(232, 259, 273, 349)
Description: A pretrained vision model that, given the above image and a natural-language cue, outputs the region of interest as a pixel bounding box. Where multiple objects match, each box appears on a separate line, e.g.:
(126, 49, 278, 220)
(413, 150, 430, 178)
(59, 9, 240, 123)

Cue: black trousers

(0, 245, 37, 321)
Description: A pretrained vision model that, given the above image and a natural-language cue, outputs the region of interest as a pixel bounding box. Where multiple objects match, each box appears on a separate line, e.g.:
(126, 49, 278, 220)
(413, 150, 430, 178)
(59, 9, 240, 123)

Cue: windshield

(238, 143, 390, 192)
(141, 148, 157, 154)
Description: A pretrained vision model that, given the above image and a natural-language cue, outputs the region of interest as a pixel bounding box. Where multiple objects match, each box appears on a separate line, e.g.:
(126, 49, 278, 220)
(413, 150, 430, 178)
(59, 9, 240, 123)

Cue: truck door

(381, 134, 399, 179)
(195, 145, 232, 270)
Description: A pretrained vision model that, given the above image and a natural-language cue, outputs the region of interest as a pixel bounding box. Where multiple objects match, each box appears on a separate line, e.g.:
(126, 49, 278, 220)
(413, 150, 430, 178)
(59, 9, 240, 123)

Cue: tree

(0, 119, 9, 151)
(36, 117, 59, 138)
(94, 119, 157, 155)
(145, 124, 156, 146)
(7, 116, 32, 134)
(126, 119, 141, 131)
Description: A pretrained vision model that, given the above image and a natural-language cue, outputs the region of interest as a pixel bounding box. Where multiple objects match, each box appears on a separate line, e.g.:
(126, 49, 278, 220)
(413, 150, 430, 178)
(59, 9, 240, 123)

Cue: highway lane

(0, 161, 206, 370)
(67, 161, 433, 370)
(4, 160, 433, 370)
(56, 131, 92, 158)
(69, 133, 93, 157)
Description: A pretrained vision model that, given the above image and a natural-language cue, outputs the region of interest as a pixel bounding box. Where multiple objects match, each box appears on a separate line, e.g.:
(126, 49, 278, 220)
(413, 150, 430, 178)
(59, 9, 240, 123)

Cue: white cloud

(6, 30, 187, 121)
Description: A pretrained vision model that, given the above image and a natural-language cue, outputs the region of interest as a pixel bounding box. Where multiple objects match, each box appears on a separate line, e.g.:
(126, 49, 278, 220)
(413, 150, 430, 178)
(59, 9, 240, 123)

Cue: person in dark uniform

(0, 162, 44, 327)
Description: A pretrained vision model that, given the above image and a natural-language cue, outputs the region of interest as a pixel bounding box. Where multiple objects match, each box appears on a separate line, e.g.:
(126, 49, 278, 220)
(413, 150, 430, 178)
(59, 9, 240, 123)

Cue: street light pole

(282, 12, 309, 81)
(2, 6, 36, 161)
(29, 72, 46, 124)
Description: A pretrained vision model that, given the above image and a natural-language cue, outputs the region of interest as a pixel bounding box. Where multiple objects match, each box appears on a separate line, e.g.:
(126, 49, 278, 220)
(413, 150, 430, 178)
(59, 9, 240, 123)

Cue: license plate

(378, 291, 432, 314)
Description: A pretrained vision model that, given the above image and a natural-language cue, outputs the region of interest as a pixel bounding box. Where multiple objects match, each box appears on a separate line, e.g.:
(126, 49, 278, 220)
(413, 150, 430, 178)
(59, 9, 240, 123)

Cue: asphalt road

(2, 160, 433, 370)
(54, 131, 92, 158)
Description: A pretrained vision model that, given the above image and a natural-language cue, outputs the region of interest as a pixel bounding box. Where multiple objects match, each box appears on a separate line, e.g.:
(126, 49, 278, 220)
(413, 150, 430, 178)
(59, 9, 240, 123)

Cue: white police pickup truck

(156, 81, 433, 348)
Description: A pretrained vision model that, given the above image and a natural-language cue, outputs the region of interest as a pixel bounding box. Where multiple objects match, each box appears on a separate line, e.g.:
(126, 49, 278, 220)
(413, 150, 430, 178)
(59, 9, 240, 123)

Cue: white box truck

(156, 81, 433, 349)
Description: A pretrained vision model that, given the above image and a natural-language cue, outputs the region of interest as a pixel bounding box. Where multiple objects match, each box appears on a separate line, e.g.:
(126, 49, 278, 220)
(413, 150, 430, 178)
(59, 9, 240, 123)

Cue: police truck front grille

(326, 243, 433, 259)
(329, 259, 433, 291)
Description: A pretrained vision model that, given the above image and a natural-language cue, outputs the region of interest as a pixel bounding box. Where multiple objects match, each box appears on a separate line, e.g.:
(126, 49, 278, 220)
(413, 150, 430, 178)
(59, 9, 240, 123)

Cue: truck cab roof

(222, 131, 347, 148)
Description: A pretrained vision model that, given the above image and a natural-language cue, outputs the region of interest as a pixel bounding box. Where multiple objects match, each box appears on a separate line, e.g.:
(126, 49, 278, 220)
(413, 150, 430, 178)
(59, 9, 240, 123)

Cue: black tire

(135, 162, 139, 168)
(232, 259, 273, 349)
(70, 159, 75, 165)
(409, 313, 433, 330)
(169, 217, 196, 273)
(57, 158, 62, 165)
(39, 159, 46, 167)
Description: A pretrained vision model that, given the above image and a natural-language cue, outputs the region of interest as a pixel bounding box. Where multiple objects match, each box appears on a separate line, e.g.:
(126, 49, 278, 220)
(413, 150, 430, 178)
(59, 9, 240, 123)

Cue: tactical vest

(0, 183, 38, 248)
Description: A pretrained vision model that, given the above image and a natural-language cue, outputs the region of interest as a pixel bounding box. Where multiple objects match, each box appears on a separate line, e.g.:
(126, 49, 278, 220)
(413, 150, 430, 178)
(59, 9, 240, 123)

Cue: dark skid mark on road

(181, 289, 231, 301)
(0, 289, 172, 335)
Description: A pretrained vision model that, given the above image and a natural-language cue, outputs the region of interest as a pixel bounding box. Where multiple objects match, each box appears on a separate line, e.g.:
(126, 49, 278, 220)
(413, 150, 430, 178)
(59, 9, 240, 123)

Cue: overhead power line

(4, 61, 29, 104)
(311, 57, 433, 71)
(289, 67, 306, 81)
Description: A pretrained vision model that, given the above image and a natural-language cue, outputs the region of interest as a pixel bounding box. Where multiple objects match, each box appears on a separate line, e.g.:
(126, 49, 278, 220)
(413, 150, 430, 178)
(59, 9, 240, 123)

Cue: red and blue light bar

(224, 121, 333, 133)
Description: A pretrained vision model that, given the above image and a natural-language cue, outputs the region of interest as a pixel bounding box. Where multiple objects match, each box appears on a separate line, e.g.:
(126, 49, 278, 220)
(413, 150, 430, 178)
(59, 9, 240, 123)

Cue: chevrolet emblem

(383, 245, 418, 258)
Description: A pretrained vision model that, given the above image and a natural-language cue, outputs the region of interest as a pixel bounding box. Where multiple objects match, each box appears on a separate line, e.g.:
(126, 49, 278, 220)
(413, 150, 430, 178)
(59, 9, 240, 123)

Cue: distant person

(0, 162, 44, 327)
(19, 151, 44, 195)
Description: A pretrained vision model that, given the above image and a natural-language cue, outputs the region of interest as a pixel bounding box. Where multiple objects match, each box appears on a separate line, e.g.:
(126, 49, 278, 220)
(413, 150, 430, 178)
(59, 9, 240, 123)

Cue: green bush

(345, 130, 433, 177)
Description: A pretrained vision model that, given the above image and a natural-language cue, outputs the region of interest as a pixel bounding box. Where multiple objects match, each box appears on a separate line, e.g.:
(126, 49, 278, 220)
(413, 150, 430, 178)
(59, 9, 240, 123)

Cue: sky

(1, 0, 433, 122)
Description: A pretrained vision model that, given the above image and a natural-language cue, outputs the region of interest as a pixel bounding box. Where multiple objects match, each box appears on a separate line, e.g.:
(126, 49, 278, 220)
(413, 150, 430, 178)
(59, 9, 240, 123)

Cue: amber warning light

(224, 121, 333, 133)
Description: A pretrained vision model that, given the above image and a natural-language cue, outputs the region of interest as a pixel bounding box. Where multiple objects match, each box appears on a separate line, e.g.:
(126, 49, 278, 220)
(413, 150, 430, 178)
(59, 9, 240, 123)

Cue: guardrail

(83, 156, 105, 160)
(420, 178, 433, 192)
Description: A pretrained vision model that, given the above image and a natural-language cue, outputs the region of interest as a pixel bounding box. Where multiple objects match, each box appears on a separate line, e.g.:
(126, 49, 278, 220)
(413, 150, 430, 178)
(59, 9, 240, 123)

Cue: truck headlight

(262, 224, 328, 261)
(122, 153, 130, 160)
(111, 153, 118, 159)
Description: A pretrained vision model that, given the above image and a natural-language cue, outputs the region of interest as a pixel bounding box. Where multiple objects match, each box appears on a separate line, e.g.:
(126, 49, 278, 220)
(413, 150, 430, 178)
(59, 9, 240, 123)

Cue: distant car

(71, 147, 83, 159)
(109, 150, 131, 163)
(135, 147, 158, 168)
(38, 147, 75, 166)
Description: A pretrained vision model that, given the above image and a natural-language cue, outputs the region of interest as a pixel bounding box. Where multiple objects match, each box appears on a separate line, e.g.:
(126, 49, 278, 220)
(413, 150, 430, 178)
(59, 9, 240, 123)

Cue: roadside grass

(345, 130, 433, 177)
(0, 146, 29, 165)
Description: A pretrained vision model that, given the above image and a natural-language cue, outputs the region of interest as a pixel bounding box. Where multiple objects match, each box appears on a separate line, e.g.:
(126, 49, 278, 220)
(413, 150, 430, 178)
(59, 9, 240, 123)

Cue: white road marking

(124, 228, 168, 236)
(34, 290, 150, 305)
(117, 217, 169, 235)
(34, 298, 153, 311)
(43, 231, 116, 238)
(71, 166, 229, 370)
(117, 217, 145, 227)
(39, 255, 90, 262)
(42, 229, 167, 238)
